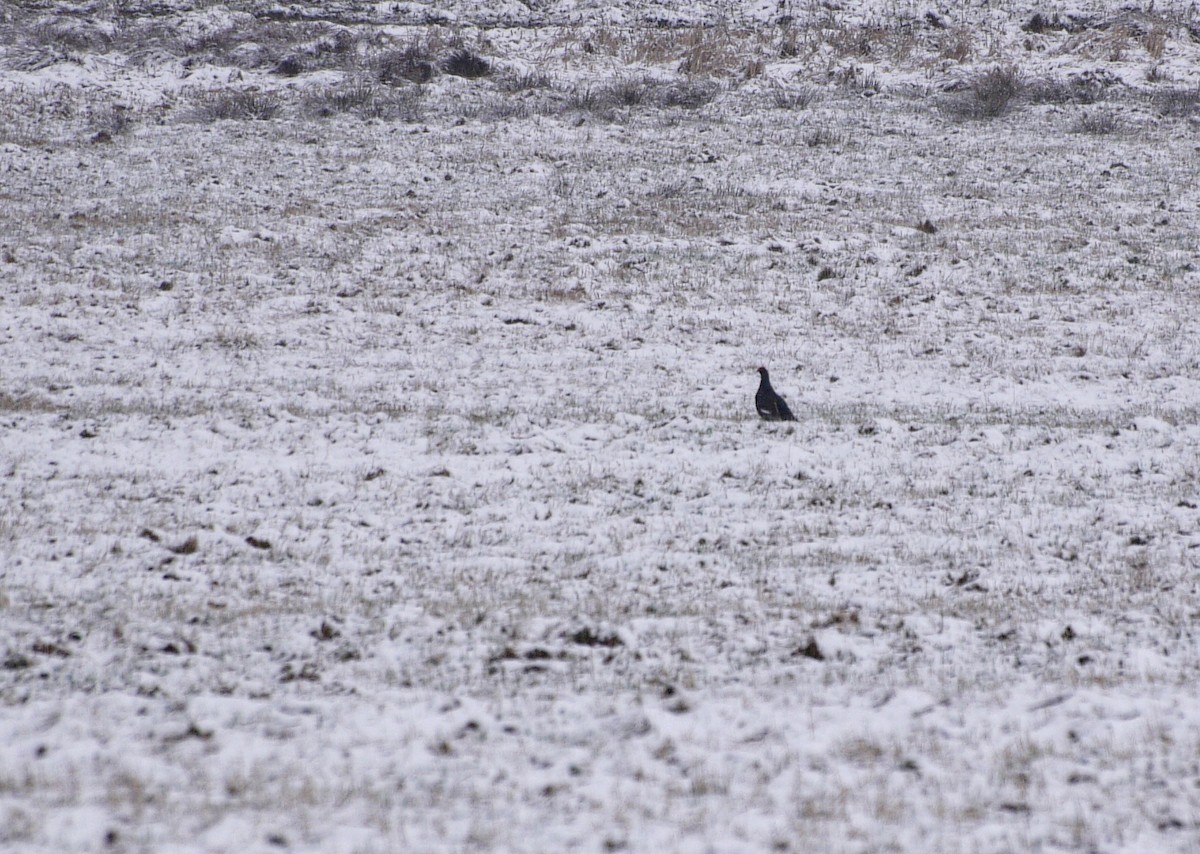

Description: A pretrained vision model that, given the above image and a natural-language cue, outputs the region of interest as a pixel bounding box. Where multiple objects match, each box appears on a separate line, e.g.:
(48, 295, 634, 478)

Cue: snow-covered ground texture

(4, 0, 1200, 851)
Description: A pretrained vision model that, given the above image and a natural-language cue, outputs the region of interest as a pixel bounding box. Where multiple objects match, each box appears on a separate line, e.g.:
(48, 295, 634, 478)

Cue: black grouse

(755, 367, 796, 422)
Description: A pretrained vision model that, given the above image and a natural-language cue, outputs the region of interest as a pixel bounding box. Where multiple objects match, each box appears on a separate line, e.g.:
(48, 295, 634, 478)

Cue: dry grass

(1155, 86, 1200, 117)
(944, 64, 1025, 120)
(186, 89, 282, 122)
(303, 79, 423, 120)
(376, 44, 436, 85)
(937, 28, 973, 63)
(565, 75, 719, 118)
(442, 47, 491, 79)
(769, 83, 818, 110)
(553, 25, 766, 79)
(1142, 25, 1168, 60)
(1070, 110, 1123, 135)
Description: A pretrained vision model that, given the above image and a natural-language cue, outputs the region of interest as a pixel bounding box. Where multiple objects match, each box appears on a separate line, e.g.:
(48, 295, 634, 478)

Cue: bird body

(756, 367, 796, 421)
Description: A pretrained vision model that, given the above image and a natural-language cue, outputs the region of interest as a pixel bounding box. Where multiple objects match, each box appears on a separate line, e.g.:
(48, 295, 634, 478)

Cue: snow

(3, 0, 1200, 851)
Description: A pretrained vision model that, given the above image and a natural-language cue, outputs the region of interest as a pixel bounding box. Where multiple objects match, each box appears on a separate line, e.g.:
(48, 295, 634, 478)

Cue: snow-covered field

(3, 1, 1200, 851)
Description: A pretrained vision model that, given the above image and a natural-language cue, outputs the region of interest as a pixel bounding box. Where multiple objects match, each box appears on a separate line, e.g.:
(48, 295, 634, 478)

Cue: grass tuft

(272, 56, 304, 77)
(187, 89, 283, 122)
(376, 45, 436, 85)
(659, 79, 720, 109)
(567, 76, 718, 118)
(497, 70, 555, 92)
(769, 83, 817, 110)
(945, 64, 1024, 120)
(1155, 86, 1200, 118)
(442, 48, 492, 79)
(1070, 111, 1122, 135)
(303, 79, 416, 120)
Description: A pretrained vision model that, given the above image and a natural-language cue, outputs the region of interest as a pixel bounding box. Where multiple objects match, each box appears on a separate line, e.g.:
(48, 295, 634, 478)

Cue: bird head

(757, 366, 768, 377)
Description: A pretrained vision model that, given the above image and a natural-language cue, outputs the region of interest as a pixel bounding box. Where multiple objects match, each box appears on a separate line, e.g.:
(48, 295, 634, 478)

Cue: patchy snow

(2, 1, 1200, 851)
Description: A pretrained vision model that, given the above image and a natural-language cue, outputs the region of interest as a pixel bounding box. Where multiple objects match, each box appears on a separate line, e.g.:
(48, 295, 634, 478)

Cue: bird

(755, 367, 796, 421)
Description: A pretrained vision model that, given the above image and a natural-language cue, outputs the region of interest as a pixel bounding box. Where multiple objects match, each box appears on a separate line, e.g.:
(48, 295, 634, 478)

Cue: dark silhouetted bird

(756, 367, 796, 421)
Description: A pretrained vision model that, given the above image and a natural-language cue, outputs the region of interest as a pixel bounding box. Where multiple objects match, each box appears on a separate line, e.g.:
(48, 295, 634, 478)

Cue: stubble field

(3, 1, 1200, 851)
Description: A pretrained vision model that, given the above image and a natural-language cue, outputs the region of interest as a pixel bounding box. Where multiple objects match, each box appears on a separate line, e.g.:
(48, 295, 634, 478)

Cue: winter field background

(3, 0, 1200, 851)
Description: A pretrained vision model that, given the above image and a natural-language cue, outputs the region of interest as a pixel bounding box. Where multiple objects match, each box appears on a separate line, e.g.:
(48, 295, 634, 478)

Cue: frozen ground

(3, 1, 1200, 851)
